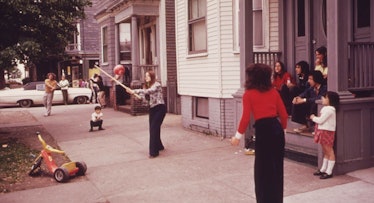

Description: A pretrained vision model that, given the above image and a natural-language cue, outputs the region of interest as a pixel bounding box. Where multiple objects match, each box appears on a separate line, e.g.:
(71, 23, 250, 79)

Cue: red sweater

(272, 72, 292, 90)
(237, 89, 288, 134)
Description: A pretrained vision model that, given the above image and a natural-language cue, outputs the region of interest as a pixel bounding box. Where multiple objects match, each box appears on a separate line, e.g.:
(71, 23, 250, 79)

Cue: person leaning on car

(58, 75, 69, 105)
(44, 73, 57, 117)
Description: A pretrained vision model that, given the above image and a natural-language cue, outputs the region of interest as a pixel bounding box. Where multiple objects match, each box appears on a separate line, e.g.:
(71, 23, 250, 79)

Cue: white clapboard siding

(176, 0, 240, 98)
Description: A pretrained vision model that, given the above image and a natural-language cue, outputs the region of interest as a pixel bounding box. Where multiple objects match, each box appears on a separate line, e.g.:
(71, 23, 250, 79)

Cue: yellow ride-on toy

(28, 132, 87, 182)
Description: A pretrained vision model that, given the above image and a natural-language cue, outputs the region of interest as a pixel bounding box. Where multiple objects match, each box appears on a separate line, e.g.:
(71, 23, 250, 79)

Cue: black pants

(279, 85, 291, 115)
(149, 104, 166, 156)
(90, 120, 103, 129)
(61, 89, 68, 105)
(254, 117, 285, 203)
(291, 102, 317, 126)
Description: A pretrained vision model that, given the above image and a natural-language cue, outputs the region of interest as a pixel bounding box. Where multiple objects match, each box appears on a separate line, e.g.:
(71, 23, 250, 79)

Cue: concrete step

(285, 118, 318, 166)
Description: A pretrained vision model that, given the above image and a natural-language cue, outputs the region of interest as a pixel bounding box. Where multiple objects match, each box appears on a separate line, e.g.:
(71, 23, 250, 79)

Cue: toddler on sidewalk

(89, 106, 104, 132)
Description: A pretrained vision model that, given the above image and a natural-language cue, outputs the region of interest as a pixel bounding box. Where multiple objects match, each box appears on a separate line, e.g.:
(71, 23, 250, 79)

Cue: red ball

(113, 65, 125, 75)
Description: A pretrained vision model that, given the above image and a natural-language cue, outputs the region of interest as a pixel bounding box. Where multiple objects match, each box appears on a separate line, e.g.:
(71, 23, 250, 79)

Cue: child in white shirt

(89, 106, 104, 132)
(310, 91, 340, 179)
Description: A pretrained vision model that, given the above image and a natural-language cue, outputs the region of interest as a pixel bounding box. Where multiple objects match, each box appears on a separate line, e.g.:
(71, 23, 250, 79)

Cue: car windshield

(23, 81, 44, 90)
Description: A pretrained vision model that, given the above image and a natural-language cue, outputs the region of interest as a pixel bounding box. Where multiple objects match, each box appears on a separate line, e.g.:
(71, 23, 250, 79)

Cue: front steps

(285, 119, 318, 166)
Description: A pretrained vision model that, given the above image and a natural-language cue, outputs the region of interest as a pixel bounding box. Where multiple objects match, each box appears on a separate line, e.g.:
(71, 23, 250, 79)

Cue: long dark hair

(144, 70, 156, 89)
(325, 91, 340, 111)
(316, 46, 328, 67)
(273, 61, 287, 80)
(295, 60, 310, 76)
(245, 63, 272, 92)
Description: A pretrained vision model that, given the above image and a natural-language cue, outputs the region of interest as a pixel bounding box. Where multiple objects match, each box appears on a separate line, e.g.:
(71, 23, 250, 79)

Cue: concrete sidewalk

(0, 104, 373, 203)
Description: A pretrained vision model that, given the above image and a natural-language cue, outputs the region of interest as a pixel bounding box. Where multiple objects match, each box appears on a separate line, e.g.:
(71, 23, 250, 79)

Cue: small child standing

(89, 106, 104, 132)
(310, 91, 340, 179)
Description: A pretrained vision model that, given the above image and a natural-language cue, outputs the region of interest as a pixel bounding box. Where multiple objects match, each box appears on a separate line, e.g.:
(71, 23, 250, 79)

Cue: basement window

(195, 97, 208, 119)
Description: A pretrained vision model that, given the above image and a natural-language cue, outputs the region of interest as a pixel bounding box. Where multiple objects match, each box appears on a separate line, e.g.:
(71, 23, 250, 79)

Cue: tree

(0, 0, 92, 89)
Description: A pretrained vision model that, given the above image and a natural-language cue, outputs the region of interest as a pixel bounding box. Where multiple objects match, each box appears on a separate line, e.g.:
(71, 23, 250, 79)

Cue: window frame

(195, 97, 209, 119)
(188, 0, 207, 54)
(102, 26, 108, 64)
(252, 0, 269, 51)
(119, 23, 132, 64)
(232, 0, 240, 53)
(353, 0, 371, 41)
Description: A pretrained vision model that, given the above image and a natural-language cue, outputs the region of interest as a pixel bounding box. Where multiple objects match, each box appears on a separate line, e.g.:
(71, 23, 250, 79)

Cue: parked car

(0, 81, 92, 108)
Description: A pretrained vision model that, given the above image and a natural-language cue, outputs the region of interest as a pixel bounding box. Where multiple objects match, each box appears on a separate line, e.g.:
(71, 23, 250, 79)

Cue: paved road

(0, 104, 373, 203)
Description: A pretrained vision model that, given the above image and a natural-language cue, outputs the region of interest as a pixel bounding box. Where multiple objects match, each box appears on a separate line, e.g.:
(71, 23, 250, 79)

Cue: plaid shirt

(134, 82, 165, 108)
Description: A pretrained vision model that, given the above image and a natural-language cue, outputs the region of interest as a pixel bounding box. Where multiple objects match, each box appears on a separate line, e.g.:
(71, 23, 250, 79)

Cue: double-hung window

(188, 0, 207, 54)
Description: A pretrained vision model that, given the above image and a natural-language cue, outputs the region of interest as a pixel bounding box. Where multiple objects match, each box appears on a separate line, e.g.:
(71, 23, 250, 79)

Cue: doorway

(294, 0, 327, 69)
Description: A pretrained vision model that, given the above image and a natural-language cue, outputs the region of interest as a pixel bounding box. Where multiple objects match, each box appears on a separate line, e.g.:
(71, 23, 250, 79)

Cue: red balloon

(113, 65, 125, 75)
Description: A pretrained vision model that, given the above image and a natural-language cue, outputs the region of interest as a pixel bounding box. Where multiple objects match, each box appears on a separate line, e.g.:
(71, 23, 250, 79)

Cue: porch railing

(65, 43, 79, 51)
(253, 52, 282, 68)
(348, 42, 374, 90)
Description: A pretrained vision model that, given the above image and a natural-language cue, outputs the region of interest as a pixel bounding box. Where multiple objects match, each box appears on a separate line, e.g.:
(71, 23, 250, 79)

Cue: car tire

(76, 96, 87, 104)
(19, 100, 32, 108)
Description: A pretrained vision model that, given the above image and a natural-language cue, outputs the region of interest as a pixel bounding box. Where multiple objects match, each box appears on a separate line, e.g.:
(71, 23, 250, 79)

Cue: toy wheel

(54, 167, 69, 183)
(76, 161, 87, 176)
(29, 156, 43, 176)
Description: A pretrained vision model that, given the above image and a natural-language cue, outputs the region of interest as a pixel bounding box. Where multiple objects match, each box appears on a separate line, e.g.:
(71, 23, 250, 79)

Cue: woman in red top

(231, 63, 288, 203)
(272, 61, 294, 115)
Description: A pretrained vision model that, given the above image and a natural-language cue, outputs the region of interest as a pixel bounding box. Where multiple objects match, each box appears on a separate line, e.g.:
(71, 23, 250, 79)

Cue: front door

(294, 0, 327, 68)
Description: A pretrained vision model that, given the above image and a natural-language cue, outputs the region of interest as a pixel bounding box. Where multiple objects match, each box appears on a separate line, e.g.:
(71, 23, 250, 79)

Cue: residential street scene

(1, 0, 374, 202)
(0, 104, 373, 202)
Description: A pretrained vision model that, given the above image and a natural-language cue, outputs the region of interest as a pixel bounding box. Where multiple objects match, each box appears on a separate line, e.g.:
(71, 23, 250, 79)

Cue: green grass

(0, 138, 38, 184)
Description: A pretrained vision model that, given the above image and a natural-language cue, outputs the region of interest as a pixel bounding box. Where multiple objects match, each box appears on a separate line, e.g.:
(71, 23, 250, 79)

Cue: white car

(0, 81, 92, 108)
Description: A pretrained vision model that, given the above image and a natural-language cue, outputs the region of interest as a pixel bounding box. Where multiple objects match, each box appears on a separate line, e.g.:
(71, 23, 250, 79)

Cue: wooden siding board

(176, 0, 240, 97)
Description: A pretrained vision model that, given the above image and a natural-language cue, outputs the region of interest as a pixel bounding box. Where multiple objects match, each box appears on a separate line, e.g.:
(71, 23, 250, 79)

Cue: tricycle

(28, 132, 87, 182)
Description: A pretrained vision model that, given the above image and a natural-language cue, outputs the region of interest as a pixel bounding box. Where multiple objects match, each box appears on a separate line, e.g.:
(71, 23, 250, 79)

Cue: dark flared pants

(254, 117, 285, 203)
(149, 104, 166, 156)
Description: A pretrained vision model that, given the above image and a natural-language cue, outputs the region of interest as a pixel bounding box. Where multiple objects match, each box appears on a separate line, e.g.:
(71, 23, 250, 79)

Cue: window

(357, 0, 370, 28)
(195, 97, 208, 119)
(253, 0, 264, 46)
(297, 0, 306, 37)
(66, 23, 80, 51)
(188, 0, 207, 53)
(119, 23, 131, 63)
(102, 26, 108, 63)
(232, 0, 240, 52)
(354, 0, 371, 40)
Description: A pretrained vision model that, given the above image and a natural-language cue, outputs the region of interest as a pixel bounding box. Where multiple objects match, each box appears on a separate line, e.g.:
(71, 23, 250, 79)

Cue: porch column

(131, 16, 140, 84)
(232, 0, 253, 146)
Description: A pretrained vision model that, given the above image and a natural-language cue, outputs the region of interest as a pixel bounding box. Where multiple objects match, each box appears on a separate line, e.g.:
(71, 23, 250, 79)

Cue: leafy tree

(0, 0, 92, 89)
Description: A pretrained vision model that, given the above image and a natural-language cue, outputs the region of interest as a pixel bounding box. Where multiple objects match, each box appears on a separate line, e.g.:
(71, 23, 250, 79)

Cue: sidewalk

(1, 104, 373, 203)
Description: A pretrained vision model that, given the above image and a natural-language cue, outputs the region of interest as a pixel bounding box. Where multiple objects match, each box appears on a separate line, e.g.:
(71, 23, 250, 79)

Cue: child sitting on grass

(89, 106, 104, 132)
